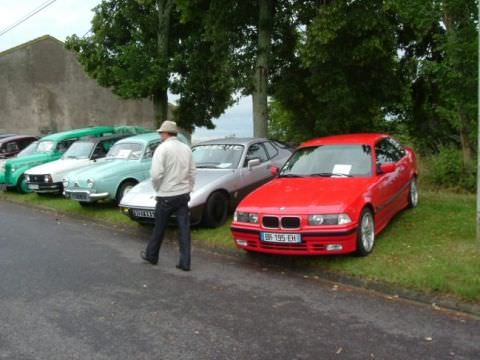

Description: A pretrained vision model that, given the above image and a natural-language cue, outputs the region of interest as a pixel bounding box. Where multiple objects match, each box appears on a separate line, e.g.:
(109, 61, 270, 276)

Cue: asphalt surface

(0, 201, 479, 360)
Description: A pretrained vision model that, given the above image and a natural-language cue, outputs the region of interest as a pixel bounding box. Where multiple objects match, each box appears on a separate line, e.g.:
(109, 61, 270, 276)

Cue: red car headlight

(308, 214, 352, 225)
(234, 211, 259, 224)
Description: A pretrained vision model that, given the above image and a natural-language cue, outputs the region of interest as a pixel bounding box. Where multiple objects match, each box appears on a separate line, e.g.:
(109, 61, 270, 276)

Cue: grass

(1, 189, 479, 302)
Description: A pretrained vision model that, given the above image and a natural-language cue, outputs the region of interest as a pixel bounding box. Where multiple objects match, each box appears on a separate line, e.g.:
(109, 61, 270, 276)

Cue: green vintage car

(62, 132, 189, 205)
(0, 126, 150, 193)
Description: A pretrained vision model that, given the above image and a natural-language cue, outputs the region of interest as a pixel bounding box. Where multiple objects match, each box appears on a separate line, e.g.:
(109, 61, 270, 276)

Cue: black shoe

(140, 251, 158, 265)
(176, 264, 190, 271)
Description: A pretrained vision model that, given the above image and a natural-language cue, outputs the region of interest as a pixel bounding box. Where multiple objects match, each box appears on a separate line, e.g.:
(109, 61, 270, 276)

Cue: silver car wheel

(360, 211, 375, 253)
(409, 178, 419, 208)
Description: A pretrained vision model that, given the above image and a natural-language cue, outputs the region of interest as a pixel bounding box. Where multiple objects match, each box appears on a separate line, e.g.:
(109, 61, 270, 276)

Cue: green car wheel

(16, 175, 32, 194)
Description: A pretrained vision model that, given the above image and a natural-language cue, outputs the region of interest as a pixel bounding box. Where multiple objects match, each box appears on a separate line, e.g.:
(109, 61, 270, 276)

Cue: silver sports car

(119, 137, 293, 227)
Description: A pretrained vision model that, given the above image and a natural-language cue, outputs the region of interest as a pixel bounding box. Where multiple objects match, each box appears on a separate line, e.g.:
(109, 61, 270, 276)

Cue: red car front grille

(262, 216, 279, 228)
(262, 216, 301, 229)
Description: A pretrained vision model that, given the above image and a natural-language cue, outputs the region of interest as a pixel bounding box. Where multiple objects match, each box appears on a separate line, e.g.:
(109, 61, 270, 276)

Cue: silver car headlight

(62, 178, 69, 188)
(86, 178, 95, 188)
(44, 174, 52, 183)
(234, 211, 259, 224)
(308, 214, 352, 225)
(25, 174, 30, 182)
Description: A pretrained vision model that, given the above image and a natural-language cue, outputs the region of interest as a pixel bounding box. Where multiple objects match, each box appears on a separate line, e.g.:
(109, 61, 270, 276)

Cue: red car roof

(300, 133, 389, 148)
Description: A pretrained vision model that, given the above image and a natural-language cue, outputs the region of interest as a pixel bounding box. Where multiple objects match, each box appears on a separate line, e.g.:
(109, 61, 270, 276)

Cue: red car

(230, 133, 418, 256)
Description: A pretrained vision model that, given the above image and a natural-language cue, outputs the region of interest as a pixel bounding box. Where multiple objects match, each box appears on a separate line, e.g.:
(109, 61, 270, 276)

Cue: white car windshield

(106, 143, 143, 160)
(280, 144, 373, 177)
(36, 141, 55, 153)
(192, 144, 244, 169)
(62, 142, 95, 159)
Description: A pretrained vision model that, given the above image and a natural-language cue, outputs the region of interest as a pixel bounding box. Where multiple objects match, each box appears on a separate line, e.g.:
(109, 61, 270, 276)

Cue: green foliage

(421, 146, 477, 192)
(272, 0, 404, 138)
(391, 0, 478, 155)
(268, 99, 311, 145)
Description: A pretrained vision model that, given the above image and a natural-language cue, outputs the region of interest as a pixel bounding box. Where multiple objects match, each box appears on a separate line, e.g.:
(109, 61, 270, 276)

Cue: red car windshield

(280, 144, 373, 177)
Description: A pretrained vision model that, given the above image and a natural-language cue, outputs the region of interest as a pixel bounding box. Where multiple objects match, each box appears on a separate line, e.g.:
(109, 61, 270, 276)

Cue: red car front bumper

(230, 225, 358, 255)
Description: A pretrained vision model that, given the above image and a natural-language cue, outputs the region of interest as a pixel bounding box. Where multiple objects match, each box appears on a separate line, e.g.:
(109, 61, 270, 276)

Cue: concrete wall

(0, 36, 158, 135)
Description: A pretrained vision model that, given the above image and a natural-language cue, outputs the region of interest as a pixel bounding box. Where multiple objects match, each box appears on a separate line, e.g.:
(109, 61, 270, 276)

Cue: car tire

(408, 177, 419, 209)
(202, 191, 229, 228)
(116, 180, 137, 204)
(16, 175, 31, 194)
(355, 207, 375, 257)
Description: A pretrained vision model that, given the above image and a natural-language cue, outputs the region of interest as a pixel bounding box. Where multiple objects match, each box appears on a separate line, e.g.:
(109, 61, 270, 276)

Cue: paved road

(0, 201, 479, 360)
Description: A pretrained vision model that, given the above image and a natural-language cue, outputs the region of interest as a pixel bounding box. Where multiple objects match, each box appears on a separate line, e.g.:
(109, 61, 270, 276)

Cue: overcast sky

(0, 0, 252, 139)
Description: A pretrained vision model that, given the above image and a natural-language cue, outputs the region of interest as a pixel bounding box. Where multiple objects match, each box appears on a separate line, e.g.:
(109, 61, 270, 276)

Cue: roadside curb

(1, 196, 479, 318)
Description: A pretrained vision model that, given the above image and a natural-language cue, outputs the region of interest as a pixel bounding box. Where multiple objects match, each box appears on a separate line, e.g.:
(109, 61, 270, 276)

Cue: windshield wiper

(310, 172, 353, 178)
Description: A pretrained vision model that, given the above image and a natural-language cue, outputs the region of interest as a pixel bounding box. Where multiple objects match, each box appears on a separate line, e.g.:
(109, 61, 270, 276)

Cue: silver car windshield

(192, 144, 244, 169)
(280, 144, 373, 178)
(62, 142, 94, 159)
(106, 143, 143, 160)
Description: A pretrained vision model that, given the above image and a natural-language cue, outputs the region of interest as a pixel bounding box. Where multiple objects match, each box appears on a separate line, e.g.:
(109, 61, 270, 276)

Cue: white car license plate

(71, 192, 88, 201)
(261, 232, 301, 243)
(132, 209, 155, 218)
(28, 184, 39, 190)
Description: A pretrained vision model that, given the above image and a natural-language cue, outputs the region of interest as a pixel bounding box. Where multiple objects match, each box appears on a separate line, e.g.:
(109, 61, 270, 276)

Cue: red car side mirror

(271, 166, 279, 177)
(379, 163, 396, 174)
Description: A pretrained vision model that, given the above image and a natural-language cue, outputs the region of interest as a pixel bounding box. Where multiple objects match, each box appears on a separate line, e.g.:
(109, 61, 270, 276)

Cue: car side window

(388, 137, 406, 158)
(144, 141, 161, 159)
(92, 143, 107, 159)
(57, 139, 76, 153)
(5, 142, 19, 152)
(244, 143, 269, 166)
(375, 138, 402, 167)
(263, 141, 279, 159)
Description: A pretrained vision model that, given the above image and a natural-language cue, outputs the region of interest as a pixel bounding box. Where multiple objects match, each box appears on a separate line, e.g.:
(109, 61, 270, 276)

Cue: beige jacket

(150, 137, 195, 197)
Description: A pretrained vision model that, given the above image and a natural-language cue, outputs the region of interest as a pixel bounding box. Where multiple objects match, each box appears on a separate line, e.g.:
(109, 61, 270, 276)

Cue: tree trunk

(459, 111, 475, 167)
(153, 90, 169, 129)
(252, 0, 273, 138)
(154, 0, 174, 128)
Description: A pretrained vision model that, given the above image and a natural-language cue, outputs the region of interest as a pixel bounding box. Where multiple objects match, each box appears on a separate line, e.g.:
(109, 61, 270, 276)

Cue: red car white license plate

(260, 232, 301, 243)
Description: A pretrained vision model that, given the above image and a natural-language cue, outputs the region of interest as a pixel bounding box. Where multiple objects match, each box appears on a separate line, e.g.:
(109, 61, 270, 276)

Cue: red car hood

(239, 177, 373, 214)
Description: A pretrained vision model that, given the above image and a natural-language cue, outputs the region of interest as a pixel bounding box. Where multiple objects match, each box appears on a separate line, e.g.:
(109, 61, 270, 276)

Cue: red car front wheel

(356, 208, 375, 256)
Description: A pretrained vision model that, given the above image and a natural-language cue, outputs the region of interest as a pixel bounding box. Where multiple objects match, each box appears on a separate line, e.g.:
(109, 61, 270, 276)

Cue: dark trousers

(145, 193, 191, 268)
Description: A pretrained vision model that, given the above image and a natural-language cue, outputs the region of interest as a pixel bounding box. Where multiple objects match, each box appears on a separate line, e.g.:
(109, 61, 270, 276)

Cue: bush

(422, 147, 477, 193)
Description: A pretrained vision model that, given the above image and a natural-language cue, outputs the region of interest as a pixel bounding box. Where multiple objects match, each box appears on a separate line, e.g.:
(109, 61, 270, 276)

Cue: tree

(65, 0, 235, 131)
(393, 0, 478, 159)
(177, 0, 301, 137)
(270, 0, 404, 141)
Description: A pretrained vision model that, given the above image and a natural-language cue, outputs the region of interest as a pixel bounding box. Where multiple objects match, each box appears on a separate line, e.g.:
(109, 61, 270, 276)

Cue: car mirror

(271, 166, 279, 177)
(379, 163, 396, 174)
(247, 158, 261, 170)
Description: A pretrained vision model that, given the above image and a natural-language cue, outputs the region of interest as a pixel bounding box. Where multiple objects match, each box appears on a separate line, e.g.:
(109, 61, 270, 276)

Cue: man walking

(141, 120, 195, 271)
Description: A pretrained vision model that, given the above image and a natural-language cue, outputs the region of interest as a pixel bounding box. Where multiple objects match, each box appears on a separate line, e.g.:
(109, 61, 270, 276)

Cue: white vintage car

(119, 137, 293, 227)
(24, 134, 128, 194)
